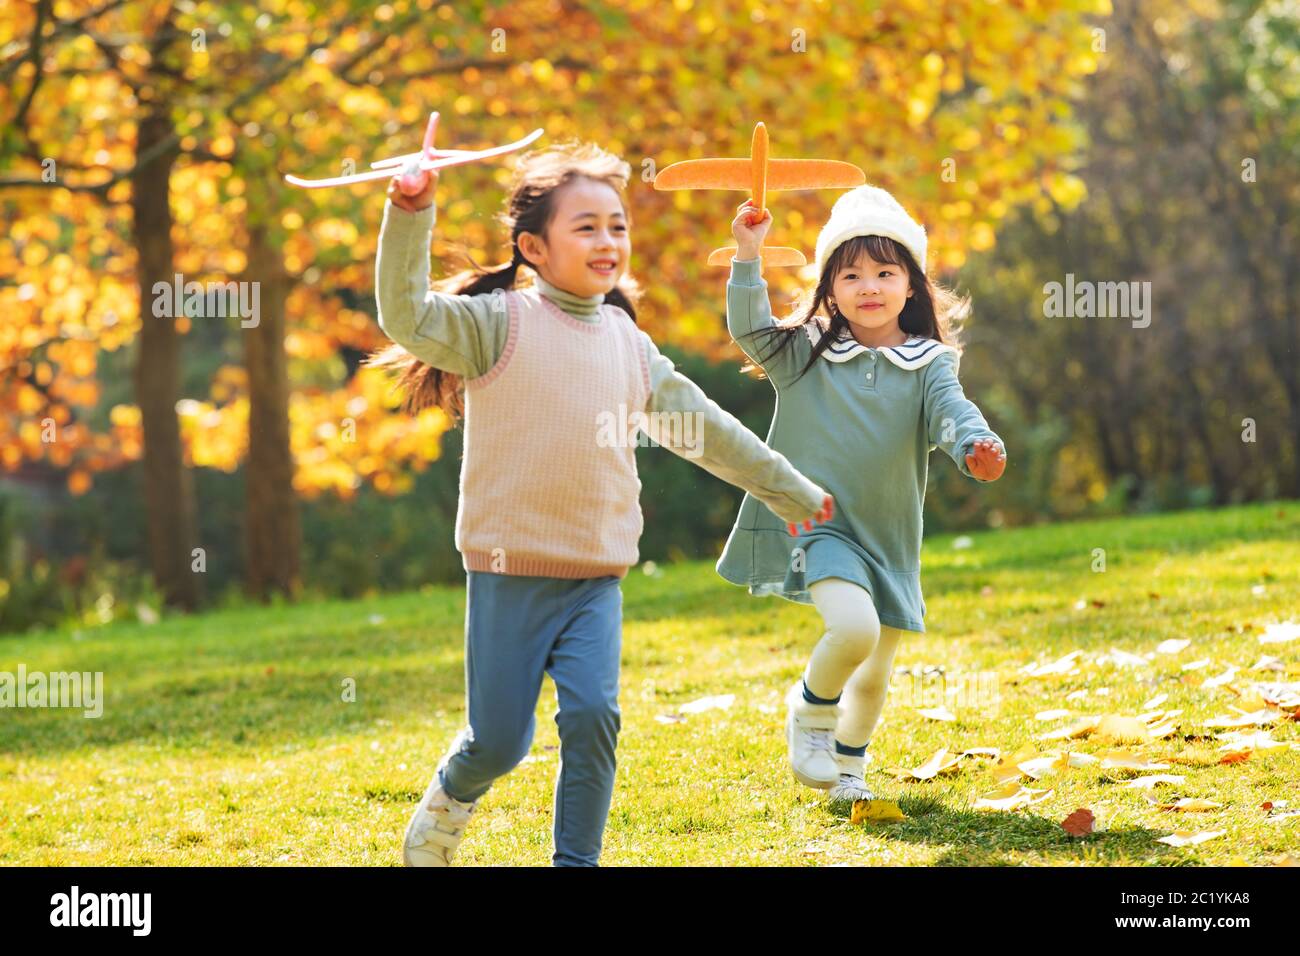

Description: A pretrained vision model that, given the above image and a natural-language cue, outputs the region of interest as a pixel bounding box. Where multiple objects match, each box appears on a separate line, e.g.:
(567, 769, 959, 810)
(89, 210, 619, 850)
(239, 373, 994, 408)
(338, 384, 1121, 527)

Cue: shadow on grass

(0, 658, 467, 758)
(825, 790, 1177, 865)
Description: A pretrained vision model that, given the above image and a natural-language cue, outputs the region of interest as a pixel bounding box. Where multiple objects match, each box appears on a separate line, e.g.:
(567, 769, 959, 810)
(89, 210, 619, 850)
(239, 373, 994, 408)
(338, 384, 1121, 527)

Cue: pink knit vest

(455, 286, 651, 578)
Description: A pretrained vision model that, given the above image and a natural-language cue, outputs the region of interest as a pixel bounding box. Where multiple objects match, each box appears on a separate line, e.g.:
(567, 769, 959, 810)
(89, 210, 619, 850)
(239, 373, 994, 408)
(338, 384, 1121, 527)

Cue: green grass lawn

(2, 501, 1299, 865)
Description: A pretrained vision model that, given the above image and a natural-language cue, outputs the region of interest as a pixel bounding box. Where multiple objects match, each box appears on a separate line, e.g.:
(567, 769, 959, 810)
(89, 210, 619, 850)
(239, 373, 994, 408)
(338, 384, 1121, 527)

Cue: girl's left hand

(965, 438, 1006, 481)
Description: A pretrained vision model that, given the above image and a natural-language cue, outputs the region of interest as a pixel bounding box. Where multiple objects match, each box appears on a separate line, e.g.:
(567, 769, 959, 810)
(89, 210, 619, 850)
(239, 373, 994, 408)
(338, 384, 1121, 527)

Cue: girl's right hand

(387, 168, 439, 212)
(731, 199, 771, 260)
(787, 493, 835, 537)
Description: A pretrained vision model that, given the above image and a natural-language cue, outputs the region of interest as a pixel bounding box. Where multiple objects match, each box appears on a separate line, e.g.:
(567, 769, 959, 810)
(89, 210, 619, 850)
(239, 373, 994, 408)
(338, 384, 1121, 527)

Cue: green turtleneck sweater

(374, 200, 828, 525)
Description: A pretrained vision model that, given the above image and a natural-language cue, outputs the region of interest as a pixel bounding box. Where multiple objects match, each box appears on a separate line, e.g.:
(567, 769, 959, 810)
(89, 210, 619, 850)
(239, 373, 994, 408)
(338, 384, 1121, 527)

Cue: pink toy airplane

(284, 111, 544, 194)
(653, 122, 865, 268)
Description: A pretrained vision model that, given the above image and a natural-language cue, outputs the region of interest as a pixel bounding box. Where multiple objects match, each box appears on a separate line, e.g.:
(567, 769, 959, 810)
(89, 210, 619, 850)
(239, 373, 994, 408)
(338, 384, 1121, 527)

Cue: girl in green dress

(716, 185, 1007, 803)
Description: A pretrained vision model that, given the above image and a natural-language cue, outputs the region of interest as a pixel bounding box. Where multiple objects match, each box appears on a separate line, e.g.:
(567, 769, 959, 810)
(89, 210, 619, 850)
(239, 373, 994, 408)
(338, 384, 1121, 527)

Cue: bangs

(829, 234, 909, 273)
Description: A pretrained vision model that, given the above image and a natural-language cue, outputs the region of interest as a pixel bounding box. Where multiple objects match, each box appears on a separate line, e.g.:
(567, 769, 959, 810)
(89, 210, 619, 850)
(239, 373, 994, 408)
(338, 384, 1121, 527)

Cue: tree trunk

(131, 108, 201, 611)
(242, 218, 302, 601)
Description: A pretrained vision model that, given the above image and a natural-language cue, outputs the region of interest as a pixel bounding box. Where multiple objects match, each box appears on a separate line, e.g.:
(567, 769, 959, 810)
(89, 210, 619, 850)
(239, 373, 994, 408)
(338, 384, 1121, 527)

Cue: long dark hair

(366, 141, 641, 420)
(740, 234, 969, 384)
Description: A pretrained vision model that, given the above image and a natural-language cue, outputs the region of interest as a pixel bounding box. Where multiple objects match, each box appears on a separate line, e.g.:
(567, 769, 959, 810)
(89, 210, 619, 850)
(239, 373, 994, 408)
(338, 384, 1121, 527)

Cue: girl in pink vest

(371, 141, 833, 866)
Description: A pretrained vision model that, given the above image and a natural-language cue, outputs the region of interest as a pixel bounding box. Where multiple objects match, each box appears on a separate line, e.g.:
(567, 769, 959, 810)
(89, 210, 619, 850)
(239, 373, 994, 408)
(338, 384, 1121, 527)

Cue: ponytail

(368, 141, 639, 421)
(365, 253, 524, 421)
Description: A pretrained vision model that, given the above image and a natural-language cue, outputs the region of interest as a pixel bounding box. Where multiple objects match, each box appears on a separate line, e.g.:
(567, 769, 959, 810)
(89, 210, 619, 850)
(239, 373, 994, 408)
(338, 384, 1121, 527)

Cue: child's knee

(555, 700, 620, 747)
(462, 723, 534, 778)
(824, 616, 880, 659)
(810, 579, 882, 658)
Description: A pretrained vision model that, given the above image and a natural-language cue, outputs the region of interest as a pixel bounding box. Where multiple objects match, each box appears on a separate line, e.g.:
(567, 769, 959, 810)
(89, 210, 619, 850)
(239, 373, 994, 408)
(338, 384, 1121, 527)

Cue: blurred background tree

(3, 0, 1294, 633)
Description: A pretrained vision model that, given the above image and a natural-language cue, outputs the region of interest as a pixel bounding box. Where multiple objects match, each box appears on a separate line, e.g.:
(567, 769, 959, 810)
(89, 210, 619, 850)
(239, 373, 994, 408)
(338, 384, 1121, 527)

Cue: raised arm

(725, 203, 811, 386)
(374, 196, 507, 380)
(922, 350, 1006, 481)
(637, 330, 832, 530)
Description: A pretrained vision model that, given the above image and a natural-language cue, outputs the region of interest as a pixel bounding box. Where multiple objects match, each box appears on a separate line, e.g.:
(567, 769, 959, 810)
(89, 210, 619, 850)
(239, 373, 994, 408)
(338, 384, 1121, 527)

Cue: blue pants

(437, 571, 623, 867)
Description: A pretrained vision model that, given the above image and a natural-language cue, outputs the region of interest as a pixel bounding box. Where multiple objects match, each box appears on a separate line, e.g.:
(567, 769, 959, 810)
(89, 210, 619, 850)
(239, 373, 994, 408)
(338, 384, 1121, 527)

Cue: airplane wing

(652, 159, 752, 190)
(707, 245, 807, 267)
(654, 157, 864, 191)
(285, 128, 544, 190)
(765, 159, 865, 190)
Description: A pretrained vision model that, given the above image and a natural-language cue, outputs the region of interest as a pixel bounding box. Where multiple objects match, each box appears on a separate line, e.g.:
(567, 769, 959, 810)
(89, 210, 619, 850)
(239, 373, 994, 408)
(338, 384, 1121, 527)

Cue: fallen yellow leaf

(1034, 708, 1073, 721)
(851, 799, 907, 824)
(1151, 797, 1223, 812)
(916, 706, 956, 722)
(896, 747, 957, 780)
(1099, 751, 1172, 771)
(991, 743, 1039, 784)
(974, 782, 1054, 812)
(1017, 755, 1063, 779)
(1215, 730, 1289, 751)
(1204, 708, 1287, 728)
(1020, 651, 1083, 678)
(1203, 666, 1239, 689)
(1122, 774, 1186, 789)
(1039, 715, 1101, 741)
(1146, 720, 1180, 739)
(1096, 714, 1152, 743)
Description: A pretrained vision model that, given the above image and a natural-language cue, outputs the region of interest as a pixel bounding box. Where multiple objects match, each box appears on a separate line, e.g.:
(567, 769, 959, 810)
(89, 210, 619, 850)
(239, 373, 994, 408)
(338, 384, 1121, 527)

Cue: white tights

(805, 577, 905, 749)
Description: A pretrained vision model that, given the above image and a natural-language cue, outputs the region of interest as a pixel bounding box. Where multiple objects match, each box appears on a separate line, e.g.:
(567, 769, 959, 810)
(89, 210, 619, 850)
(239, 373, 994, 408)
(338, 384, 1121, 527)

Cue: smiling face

(517, 177, 631, 298)
(826, 239, 914, 345)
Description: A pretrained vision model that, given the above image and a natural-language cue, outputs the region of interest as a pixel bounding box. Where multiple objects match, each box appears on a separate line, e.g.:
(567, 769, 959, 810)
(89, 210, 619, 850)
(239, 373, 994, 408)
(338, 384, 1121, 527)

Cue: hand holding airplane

(731, 198, 772, 260)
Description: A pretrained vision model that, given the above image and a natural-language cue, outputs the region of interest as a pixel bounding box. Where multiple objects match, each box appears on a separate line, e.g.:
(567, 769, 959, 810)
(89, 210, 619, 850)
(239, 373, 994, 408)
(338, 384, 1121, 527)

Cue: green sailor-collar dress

(715, 257, 1005, 633)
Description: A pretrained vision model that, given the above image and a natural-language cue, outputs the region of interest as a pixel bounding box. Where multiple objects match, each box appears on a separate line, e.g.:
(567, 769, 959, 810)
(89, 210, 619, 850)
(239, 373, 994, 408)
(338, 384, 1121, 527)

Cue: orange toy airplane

(652, 122, 865, 267)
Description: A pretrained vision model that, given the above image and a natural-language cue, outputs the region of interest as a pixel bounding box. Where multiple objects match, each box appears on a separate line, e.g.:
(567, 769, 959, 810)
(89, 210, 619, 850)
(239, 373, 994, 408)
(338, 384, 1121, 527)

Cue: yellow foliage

(0, 0, 1107, 490)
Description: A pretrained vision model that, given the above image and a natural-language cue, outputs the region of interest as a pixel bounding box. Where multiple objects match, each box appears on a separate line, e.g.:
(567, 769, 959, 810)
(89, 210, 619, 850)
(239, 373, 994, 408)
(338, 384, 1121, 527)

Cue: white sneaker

(785, 681, 840, 789)
(828, 750, 876, 802)
(403, 774, 477, 867)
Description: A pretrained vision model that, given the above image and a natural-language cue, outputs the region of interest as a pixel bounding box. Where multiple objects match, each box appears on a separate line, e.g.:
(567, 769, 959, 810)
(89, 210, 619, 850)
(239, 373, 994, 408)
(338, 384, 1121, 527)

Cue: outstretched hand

(965, 438, 1006, 481)
(787, 493, 835, 537)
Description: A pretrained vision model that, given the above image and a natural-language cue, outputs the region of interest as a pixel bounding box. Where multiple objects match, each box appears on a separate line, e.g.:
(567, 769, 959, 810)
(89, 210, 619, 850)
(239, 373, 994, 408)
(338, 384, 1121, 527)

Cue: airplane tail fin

(706, 245, 807, 268)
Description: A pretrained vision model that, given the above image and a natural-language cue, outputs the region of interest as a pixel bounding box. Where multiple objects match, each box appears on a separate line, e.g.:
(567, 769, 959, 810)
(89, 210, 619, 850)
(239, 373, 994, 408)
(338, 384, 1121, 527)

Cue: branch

(332, 5, 440, 85)
(0, 0, 132, 80)
(0, 172, 127, 199)
(1, 8, 368, 202)
(11, 0, 51, 130)
(85, 28, 143, 95)
(182, 146, 235, 165)
(347, 54, 590, 86)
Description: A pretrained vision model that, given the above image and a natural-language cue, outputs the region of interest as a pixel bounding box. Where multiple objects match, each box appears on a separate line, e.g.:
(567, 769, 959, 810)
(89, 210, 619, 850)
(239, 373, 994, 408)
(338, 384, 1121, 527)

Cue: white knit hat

(814, 184, 928, 276)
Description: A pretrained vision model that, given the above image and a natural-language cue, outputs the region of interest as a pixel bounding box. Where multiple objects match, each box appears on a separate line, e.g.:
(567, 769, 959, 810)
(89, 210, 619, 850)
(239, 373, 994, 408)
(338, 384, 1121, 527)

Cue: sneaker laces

(804, 726, 834, 756)
(431, 797, 473, 830)
(833, 773, 875, 800)
(410, 795, 473, 848)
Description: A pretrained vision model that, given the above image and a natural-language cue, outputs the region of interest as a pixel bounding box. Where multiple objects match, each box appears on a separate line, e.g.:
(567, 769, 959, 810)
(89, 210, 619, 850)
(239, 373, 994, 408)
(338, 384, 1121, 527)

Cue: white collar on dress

(802, 317, 957, 369)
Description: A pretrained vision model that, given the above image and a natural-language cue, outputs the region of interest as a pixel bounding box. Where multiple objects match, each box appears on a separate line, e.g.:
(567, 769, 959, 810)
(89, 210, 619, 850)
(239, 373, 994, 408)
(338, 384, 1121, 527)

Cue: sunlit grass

(2, 501, 1297, 865)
